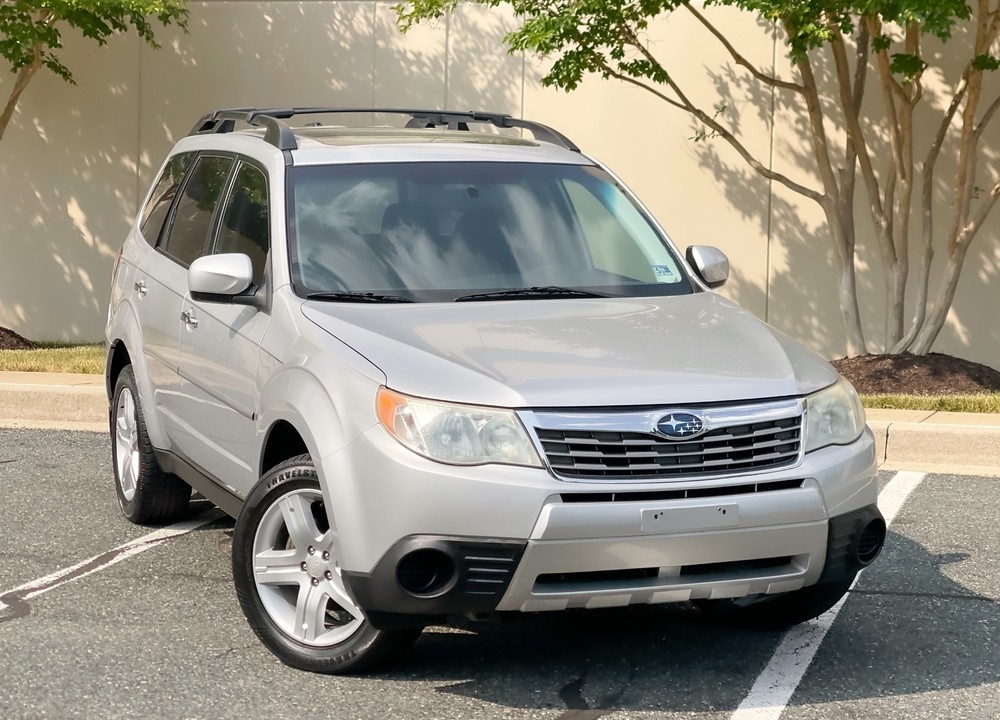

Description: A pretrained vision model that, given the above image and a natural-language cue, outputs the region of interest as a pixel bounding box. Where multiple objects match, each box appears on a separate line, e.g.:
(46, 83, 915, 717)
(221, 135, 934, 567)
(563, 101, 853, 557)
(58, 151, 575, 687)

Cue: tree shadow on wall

(1, 2, 525, 341)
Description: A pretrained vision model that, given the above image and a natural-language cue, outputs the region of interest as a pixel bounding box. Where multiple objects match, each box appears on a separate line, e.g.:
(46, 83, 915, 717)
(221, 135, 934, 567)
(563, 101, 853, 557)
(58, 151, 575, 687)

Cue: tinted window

(163, 155, 234, 267)
(140, 153, 194, 245)
(216, 162, 269, 287)
(287, 162, 692, 301)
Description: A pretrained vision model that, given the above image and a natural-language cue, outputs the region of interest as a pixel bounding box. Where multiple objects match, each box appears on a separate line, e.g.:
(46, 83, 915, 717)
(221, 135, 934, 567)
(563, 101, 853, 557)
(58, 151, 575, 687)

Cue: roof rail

(187, 107, 580, 153)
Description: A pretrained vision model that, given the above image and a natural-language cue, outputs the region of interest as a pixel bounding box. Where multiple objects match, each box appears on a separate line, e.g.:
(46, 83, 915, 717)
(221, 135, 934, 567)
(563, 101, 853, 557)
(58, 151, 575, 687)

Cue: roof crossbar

(187, 107, 580, 153)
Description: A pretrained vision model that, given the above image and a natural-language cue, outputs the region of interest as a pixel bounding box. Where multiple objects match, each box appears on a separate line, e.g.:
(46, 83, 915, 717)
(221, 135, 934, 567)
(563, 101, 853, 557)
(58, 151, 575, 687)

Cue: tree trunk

(0, 46, 44, 143)
(910, 241, 971, 354)
(821, 201, 868, 357)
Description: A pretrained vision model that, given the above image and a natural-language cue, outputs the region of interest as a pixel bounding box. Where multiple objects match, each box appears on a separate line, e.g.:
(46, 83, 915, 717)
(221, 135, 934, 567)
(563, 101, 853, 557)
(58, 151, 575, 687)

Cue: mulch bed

(0, 327, 35, 350)
(832, 352, 1000, 396)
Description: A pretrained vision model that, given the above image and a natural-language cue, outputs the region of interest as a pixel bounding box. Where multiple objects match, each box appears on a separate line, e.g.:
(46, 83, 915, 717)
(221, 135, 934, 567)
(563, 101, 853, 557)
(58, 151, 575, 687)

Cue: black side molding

(154, 449, 244, 518)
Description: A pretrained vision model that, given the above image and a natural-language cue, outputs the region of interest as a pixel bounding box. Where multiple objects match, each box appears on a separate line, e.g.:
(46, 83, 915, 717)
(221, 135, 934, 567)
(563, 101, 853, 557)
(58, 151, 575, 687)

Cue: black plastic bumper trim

(342, 535, 526, 629)
(818, 504, 886, 584)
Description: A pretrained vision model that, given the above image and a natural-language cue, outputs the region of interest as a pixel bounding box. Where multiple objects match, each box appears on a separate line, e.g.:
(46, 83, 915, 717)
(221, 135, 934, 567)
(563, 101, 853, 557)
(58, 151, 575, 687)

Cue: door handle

(134, 280, 147, 297)
(181, 310, 199, 328)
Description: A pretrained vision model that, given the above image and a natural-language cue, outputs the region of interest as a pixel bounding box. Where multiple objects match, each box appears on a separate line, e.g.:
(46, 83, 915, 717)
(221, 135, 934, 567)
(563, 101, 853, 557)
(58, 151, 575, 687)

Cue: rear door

(175, 158, 272, 498)
(129, 153, 194, 425)
(142, 153, 235, 448)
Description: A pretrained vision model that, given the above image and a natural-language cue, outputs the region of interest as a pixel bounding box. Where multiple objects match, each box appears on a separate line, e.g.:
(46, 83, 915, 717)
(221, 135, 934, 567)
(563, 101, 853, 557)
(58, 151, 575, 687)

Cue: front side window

(162, 155, 234, 267)
(287, 162, 692, 302)
(140, 153, 194, 245)
(215, 162, 269, 287)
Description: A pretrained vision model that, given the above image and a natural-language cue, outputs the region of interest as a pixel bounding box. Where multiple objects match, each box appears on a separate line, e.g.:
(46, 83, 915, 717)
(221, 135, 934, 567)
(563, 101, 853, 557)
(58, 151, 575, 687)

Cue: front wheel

(232, 455, 421, 673)
(692, 575, 857, 630)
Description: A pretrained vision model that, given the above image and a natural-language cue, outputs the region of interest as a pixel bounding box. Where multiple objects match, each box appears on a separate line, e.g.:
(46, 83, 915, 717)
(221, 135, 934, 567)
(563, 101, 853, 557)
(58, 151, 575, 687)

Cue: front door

(176, 159, 272, 498)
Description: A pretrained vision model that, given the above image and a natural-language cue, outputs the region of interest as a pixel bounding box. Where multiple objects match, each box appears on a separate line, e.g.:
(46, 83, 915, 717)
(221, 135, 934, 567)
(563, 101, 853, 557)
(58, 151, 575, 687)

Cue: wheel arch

(104, 299, 169, 449)
(260, 419, 309, 477)
(106, 340, 132, 401)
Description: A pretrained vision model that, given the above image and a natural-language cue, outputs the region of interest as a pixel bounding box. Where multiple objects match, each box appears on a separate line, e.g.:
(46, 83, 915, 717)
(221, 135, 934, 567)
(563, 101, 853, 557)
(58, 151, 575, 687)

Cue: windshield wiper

(306, 291, 414, 304)
(454, 286, 607, 302)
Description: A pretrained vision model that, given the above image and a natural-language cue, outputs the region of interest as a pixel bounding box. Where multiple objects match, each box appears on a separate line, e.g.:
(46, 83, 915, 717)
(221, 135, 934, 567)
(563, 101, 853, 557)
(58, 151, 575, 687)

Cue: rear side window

(140, 153, 194, 245)
(162, 155, 234, 267)
(215, 162, 269, 287)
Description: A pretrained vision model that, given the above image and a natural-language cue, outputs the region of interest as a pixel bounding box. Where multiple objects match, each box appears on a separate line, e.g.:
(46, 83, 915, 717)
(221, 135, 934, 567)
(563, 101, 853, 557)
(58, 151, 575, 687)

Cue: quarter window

(215, 162, 269, 287)
(162, 155, 234, 267)
(140, 153, 194, 246)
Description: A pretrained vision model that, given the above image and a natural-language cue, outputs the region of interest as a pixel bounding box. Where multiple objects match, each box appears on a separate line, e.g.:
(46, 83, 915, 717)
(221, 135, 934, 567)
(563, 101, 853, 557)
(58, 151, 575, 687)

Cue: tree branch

(0, 42, 44, 143)
(684, 4, 806, 93)
(594, 54, 821, 201)
(829, 22, 894, 263)
(973, 92, 1000, 144)
(961, 181, 1000, 246)
(946, 1, 992, 252)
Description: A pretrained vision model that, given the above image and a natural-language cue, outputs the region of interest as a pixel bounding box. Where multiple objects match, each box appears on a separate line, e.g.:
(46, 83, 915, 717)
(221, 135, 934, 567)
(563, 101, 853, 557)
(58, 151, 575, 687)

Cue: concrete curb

(0, 372, 106, 431)
(867, 409, 1000, 478)
(1, 372, 998, 476)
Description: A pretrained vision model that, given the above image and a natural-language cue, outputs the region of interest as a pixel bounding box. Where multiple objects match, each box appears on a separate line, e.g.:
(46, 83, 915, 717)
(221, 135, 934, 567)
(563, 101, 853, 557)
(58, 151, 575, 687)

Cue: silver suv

(105, 108, 885, 674)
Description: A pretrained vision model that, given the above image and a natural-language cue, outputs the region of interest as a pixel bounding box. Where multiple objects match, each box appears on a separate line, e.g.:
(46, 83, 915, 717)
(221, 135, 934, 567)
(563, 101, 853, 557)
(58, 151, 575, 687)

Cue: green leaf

(972, 54, 1000, 72)
(890, 52, 928, 80)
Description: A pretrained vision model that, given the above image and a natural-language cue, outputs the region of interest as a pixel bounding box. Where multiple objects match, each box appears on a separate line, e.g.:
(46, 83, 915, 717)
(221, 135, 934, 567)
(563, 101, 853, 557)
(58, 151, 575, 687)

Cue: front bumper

(330, 427, 881, 625)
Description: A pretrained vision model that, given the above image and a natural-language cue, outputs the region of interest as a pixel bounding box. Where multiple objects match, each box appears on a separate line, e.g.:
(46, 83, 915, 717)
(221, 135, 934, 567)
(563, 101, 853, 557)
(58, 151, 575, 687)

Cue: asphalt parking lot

(1, 427, 998, 720)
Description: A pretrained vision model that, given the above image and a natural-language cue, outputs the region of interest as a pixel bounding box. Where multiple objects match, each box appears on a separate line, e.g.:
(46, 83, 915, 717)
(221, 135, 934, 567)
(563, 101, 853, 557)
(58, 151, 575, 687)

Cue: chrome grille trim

(520, 399, 805, 482)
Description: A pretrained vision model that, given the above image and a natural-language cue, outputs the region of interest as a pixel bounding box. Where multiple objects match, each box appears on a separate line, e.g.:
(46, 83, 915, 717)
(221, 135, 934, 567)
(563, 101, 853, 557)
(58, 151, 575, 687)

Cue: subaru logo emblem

(656, 412, 706, 440)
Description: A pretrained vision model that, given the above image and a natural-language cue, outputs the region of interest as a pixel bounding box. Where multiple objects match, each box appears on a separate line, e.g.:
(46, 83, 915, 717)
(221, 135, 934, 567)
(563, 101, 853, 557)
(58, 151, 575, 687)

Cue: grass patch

(862, 393, 1000, 413)
(0, 343, 104, 374)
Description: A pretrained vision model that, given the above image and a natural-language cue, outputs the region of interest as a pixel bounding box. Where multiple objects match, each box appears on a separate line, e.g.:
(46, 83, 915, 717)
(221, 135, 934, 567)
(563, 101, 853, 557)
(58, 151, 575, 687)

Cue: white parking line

(730, 470, 927, 720)
(0, 511, 223, 615)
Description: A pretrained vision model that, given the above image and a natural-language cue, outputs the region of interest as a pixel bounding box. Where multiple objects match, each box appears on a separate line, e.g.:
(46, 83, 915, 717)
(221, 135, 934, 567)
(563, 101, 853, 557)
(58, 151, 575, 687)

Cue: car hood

(301, 293, 838, 408)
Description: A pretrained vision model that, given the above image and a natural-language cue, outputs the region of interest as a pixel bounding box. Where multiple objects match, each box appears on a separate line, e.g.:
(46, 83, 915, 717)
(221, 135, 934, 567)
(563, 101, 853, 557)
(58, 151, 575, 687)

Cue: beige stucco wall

(1, 1, 997, 366)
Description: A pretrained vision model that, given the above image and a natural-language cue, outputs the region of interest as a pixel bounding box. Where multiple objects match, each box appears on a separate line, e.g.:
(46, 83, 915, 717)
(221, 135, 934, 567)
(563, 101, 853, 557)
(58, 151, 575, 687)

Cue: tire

(232, 455, 421, 674)
(692, 575, 857, 630)
(111, 365, 191, 524)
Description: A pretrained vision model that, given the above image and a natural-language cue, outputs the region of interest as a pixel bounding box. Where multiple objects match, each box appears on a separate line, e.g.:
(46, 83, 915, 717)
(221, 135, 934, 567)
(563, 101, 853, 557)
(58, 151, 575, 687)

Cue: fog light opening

(856, 518, 886, 566)
(396, 549, 456, 596)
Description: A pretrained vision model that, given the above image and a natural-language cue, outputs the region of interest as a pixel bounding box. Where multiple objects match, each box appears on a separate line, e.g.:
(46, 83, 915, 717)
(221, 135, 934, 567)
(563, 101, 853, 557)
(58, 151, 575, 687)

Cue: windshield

(287, 162, 694, 302)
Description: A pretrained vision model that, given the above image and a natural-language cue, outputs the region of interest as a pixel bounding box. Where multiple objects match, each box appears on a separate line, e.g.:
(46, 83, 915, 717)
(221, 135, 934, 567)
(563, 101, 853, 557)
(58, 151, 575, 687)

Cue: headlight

(804, 377, 866, 452)
(376, 387, 542, 467)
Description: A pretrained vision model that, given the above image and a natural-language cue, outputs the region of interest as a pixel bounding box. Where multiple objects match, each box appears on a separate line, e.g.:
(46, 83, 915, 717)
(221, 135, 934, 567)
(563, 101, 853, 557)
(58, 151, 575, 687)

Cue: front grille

(559, 478, 804, 503)
(536, 415, 802, 479)
(533, 556, 794, 590)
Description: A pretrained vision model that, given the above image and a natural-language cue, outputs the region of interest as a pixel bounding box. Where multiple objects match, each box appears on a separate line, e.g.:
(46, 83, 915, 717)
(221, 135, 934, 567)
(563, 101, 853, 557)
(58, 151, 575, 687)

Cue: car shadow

(370, 530, 1000, 715)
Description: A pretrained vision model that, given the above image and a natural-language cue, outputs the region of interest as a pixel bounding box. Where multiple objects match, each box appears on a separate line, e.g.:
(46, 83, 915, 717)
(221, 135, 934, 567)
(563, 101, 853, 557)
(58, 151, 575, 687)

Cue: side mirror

(686, 245, 730, 289)
(188, 253, 253, 300)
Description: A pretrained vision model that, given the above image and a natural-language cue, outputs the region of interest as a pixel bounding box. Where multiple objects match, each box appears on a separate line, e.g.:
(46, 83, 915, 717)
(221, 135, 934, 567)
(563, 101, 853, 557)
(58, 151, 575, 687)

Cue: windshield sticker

(651, 265, 679, 283)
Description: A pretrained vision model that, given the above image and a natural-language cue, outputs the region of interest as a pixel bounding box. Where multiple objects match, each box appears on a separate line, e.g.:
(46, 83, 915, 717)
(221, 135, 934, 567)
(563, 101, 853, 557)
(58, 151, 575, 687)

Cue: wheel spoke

(293, 582, 329, 643)
(120, 451, 136, 496)
(253, 549, 304, 587)
(121, 392, 135, 432)
(322, 575, 362, 620)
(116, 409, 130, 437)
(278, 494, 322, 550)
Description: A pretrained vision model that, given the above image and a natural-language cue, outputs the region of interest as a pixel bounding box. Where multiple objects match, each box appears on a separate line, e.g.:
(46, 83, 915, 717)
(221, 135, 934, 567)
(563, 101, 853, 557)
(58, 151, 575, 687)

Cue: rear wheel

(232, 455, 421, 674)
(111, 365, 191, 524)
(692, 575, 857, 629)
